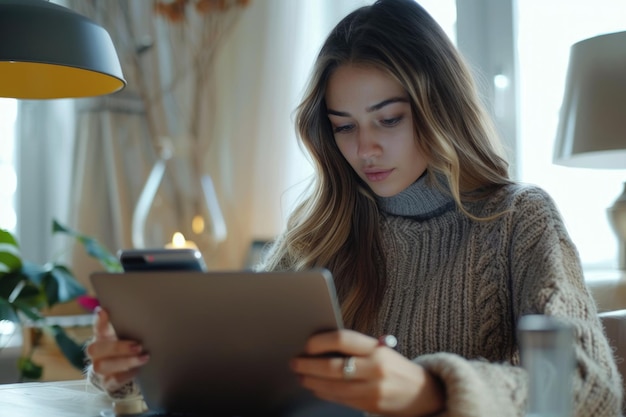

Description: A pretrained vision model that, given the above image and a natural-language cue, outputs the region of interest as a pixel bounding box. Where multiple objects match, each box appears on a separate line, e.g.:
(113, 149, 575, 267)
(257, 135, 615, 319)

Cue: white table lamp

(553, 31, 626, 270)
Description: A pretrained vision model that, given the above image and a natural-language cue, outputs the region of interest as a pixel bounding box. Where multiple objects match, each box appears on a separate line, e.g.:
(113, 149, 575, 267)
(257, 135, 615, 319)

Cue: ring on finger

(342, 356, 356, 380)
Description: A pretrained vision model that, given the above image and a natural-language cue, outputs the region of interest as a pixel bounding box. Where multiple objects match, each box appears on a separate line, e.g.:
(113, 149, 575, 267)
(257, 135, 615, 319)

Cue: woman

(86, 0, 623, 415)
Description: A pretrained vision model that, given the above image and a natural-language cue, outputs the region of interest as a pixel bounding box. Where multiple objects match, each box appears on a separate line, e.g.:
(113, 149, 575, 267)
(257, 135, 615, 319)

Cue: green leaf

(0, 272, 24, 300)
(83, 239, 124, 272)
(18, 356, 43, 380)
(19, 261, 86, 308)
(0, 296, 18, 323)
(0, 229, 19, 246)
(42, 265, 87, 307)
(46, 325, 87, 370)
(0, 230, 21, 274)
(9, 281, 47, 310)
(19, 261, 47, 285)
(52, 220, 123, 272)
(12, 299, 44, 323)
(40, 270, 60, 307)
(0, 272, 46, 311)
(13, 263, 49, 309)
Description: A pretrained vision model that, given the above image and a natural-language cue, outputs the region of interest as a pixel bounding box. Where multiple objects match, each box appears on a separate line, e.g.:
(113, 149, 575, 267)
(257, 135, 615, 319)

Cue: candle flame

(172, 232, 187, 247)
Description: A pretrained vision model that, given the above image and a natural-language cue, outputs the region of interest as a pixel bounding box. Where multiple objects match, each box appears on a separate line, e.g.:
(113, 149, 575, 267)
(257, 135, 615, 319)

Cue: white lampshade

(0, 0, 125, 99)
(553, 31, 626, 168)
(553, 30, 626, 270)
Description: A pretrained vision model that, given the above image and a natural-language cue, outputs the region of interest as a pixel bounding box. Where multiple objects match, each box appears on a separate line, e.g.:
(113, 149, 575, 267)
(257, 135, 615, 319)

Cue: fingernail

(94, 306, 101, 314)
(378, 334, 398, 349)
(138, 354, 150, 363)
(130, 343, 143, 353)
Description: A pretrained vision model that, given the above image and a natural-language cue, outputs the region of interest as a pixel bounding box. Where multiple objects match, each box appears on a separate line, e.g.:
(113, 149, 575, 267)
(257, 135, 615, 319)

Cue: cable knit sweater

(88, 176, 623, 416)
(365, 176, 623, 416)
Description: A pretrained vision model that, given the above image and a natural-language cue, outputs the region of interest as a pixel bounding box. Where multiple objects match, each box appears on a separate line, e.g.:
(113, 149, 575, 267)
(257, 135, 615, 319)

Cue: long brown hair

(262, 0, 511, 334)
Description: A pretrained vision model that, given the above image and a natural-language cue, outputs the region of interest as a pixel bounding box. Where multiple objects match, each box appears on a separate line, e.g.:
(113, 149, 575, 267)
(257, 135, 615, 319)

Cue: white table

(0, 379, 114, 417)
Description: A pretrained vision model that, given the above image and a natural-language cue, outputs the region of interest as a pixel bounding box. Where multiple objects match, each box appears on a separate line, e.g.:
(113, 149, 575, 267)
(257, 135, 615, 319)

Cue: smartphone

(117, 248, 208, 272)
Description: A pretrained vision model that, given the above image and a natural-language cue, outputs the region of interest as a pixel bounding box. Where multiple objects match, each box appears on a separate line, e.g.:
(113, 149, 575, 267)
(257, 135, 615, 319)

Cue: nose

(356, 128, 381, 161)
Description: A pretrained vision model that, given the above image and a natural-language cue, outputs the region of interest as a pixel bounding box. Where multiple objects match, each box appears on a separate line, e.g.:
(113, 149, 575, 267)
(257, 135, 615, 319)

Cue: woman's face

(325, 64, 428, 197)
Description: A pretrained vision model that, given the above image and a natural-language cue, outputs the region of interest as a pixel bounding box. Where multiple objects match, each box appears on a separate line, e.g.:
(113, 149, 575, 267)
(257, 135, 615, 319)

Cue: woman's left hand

(290, 329, 444, 417)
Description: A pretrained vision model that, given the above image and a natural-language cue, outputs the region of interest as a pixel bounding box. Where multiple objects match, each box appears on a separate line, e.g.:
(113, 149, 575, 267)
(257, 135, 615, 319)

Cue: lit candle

(165, 232, 198, 249)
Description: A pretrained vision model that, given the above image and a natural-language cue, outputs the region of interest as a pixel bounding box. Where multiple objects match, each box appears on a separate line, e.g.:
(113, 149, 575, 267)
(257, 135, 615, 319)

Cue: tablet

(117, 248, 207, 272)
(89, 269, 361, 417)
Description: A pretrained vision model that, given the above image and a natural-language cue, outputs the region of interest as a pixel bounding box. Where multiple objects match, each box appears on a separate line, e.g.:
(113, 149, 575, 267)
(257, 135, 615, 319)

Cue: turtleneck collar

(376, 172, 455, 219)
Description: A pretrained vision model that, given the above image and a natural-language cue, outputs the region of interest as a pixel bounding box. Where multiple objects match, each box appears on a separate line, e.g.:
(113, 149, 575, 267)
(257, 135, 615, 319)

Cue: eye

(333, 124, 354, 134)
(380, 116, 403, 127)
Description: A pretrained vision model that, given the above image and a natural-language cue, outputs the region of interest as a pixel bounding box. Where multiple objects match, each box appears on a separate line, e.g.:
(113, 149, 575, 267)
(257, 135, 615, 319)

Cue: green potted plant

(0, 219, 121, 380)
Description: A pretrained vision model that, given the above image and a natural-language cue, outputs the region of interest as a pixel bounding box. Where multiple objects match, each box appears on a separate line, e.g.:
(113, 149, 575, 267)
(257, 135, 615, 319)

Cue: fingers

(292, 355, 356, 380)
(293, 330, 441, 416)
(92, 307, 117, 341)
(296, 354, 433, 416)
(91, 352, 150, 377)
(292, 350, 392, 381)
(303, 329, 379, 357)
(86, 338, 149, 377)
(86, 339, 144, 363)
(294, 329, 397, 381)
(87, 307, 149, 394)
(86, 308, 149, 378)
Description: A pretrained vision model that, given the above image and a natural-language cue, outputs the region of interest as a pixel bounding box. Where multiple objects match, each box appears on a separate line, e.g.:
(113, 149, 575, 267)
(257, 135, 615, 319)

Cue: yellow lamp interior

(0, 61, 124, 99)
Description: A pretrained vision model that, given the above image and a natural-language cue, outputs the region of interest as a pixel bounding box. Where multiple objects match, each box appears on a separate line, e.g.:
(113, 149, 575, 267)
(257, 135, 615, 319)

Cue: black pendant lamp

(0, 0, 125, 99)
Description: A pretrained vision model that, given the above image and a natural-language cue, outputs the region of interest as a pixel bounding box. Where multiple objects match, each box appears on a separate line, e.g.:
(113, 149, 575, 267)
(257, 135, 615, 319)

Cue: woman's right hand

(85, 307, 150, 393)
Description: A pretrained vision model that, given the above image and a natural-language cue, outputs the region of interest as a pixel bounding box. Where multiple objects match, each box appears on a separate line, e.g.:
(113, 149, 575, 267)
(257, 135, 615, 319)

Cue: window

(0, 98, 17, 233)
(516, 0, 626, 270)
(420, 0, 626, 270)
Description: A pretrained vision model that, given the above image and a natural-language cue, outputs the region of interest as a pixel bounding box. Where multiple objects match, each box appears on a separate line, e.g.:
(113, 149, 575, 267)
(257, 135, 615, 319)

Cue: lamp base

(607, 182, 626, 270)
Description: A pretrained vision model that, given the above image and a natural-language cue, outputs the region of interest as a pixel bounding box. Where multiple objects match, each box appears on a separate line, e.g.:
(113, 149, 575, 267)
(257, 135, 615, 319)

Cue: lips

(364, 168, 393, 182)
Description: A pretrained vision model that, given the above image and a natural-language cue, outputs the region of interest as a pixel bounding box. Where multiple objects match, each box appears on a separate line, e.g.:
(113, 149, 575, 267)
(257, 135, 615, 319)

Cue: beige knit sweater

(366, 177, 623, 416)
(89, 176, 623, 416)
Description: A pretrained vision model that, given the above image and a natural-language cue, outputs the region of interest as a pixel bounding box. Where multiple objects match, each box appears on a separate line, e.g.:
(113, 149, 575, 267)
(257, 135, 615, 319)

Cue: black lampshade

(0, 0, 126, 99)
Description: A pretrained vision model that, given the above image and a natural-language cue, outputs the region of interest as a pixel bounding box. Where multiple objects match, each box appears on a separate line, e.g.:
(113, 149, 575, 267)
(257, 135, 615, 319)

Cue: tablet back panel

(90, 269, 354, 416)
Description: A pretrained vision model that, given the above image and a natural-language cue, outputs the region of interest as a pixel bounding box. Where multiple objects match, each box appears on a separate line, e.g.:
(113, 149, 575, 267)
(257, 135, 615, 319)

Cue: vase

(131, 137, 226, 263)
(607, 181, 626, 270)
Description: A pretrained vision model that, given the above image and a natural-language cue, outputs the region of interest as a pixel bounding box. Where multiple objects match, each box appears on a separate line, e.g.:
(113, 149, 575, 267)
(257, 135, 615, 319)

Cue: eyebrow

(327, 97, 409, 117)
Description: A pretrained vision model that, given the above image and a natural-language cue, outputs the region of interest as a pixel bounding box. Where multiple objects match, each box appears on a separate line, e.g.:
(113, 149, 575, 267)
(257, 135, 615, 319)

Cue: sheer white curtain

(209, 0, 369, 267)
(67, 93, 155, 287)
(0, 99, 17, 233)
(16, 99, 76, 265)
(55, 2, 162, 296)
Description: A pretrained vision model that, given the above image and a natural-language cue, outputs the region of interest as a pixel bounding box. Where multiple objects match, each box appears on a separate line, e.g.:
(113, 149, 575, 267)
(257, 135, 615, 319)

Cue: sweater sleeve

(413, 353, 525, 417)
(85, 363, 143, 400)
(414, 187, 623, 417)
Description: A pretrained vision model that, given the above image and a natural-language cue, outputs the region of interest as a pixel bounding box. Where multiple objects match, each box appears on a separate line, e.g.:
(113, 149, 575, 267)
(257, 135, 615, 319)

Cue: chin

(369, 184, 404, 198)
